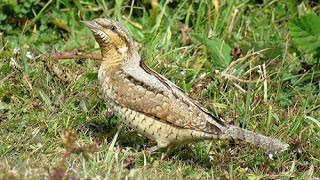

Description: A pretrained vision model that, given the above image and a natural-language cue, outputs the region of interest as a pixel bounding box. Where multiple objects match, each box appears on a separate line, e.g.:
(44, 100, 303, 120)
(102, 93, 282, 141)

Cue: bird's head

(82, 18, 134, 57)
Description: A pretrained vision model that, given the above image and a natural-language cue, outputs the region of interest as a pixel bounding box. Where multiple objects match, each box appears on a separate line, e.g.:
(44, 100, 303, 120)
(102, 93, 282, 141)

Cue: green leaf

(85, 72, 98, 81)
(37, 89, 52, 109)
(0, 12, 7, 21)
(192, 34, 232, 69)
(288, 13, 320, 55)
(0, 101, 11, 111)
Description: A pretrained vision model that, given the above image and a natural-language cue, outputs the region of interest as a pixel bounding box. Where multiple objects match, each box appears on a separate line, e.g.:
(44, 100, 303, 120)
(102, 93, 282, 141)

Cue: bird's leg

(147, 145, 160, 153)
(161, 144, 176, 160)
(146, 144, 176, 160)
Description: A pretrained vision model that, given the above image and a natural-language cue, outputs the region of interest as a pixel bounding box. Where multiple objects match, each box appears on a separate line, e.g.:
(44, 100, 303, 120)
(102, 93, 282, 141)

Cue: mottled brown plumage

(82, 18, 289, 153)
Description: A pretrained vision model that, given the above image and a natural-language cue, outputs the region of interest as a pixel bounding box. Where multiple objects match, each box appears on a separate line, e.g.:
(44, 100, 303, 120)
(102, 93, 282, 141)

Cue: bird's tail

(225, 125, 289, 153)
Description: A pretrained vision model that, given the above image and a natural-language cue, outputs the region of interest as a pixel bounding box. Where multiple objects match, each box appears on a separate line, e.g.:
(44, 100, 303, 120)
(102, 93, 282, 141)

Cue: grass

(0, 0, 319, 179)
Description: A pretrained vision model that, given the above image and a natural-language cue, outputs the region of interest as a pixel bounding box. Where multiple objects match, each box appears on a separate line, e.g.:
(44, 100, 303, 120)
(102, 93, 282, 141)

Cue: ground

(0, 0, 319, 179)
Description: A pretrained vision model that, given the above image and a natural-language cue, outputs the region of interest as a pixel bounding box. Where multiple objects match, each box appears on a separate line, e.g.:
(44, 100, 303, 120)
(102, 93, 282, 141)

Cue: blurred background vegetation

(0, 0, 319, 179)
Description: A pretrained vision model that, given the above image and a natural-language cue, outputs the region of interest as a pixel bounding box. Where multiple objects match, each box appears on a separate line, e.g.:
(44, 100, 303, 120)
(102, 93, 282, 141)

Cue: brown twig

(39, 51, 102, 84)
(42, 51, 102, 60)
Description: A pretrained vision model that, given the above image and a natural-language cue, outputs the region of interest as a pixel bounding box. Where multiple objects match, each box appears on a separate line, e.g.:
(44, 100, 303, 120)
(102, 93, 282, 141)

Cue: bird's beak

(81, 20, 97, 30)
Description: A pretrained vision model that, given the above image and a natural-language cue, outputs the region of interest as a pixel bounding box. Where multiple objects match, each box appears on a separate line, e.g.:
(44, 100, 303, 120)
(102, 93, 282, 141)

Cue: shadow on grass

(82, 120, 248, 169)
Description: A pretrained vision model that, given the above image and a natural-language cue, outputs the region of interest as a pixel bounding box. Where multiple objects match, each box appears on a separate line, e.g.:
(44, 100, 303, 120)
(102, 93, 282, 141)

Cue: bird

(81, 18, 289, 157)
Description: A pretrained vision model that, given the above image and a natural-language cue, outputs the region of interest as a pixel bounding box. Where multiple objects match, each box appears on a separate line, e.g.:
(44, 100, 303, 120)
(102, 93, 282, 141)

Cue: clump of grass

(0, 0, 319, 179)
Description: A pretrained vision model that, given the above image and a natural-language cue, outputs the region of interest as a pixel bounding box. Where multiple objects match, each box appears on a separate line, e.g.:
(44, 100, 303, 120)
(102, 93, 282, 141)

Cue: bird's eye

(110, 26, 117, 32)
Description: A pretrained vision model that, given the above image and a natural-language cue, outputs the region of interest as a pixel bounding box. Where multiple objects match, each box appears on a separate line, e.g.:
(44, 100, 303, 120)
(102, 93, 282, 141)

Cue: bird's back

(98, 61, 225, 147)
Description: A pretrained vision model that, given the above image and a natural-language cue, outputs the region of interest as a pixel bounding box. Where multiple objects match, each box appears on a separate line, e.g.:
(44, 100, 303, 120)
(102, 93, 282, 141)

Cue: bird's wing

(109, 63, 225, 134)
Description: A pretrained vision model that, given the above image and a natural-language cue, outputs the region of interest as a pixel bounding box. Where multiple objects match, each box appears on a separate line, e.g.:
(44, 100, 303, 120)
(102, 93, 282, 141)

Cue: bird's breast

(98, 65, 123, 105)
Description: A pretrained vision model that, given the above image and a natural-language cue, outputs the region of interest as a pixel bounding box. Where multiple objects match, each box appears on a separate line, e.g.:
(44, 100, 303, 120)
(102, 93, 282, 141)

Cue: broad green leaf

(288, 13, 320, 55)
(193, 34, 232, 69)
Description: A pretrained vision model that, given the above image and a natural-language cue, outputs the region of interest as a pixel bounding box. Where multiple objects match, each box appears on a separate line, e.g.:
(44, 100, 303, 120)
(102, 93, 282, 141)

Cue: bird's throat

(101, 48, 126, 68)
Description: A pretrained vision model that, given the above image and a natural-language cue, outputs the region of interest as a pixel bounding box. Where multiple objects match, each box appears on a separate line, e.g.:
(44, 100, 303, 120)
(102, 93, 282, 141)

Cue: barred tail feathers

(224, 125, 289, 153)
